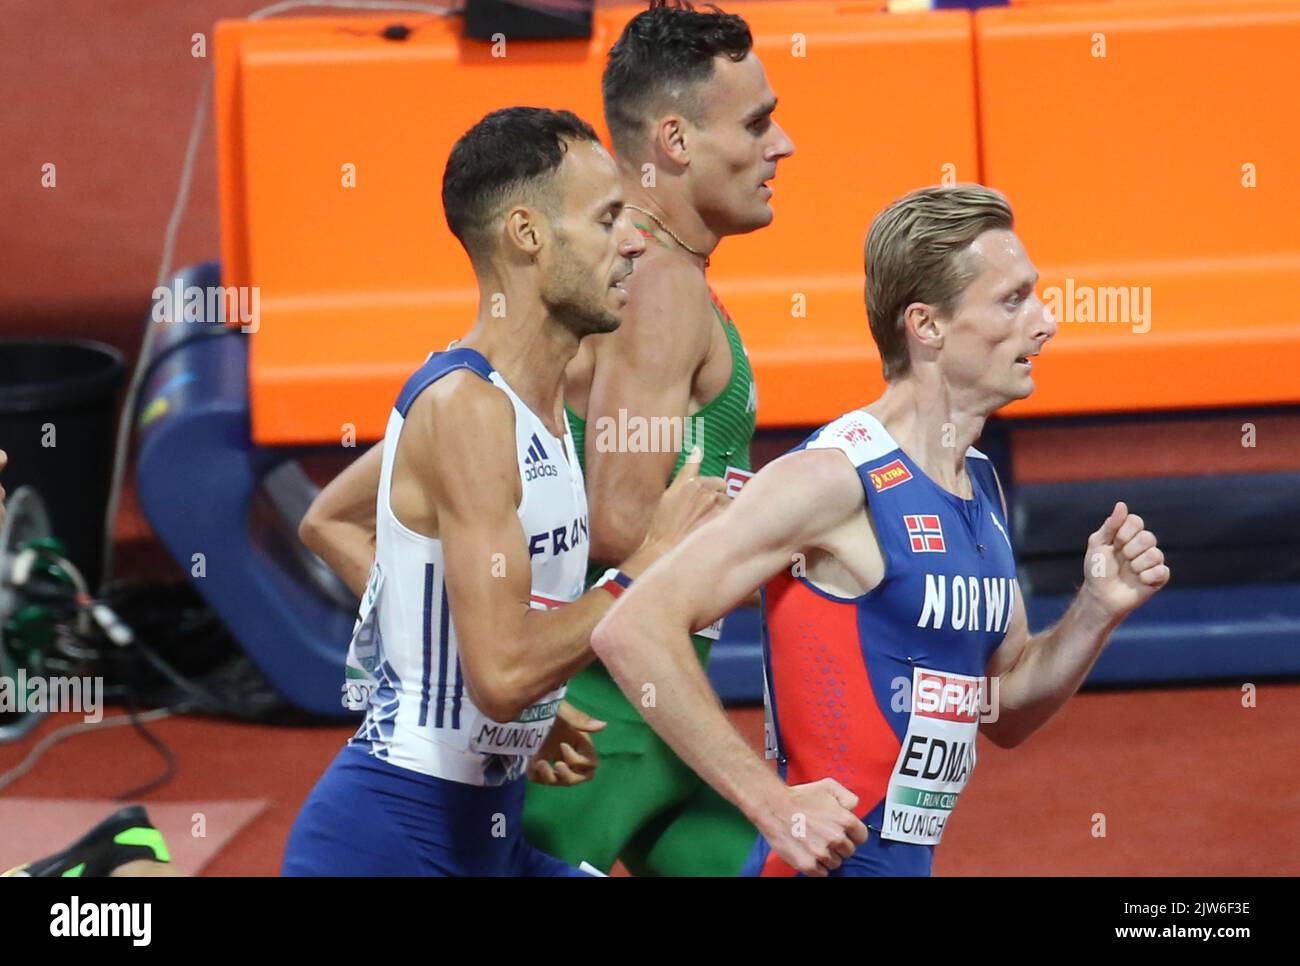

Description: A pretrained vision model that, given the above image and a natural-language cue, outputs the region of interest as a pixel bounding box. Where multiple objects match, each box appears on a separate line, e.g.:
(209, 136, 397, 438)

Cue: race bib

(695, 616, 725, 641)
(341, 561, 384, 711)
(723, 466, 754, 499)
(468, 696, 562, 757)
(881, 667, 984, 845)
(694, 467, 754, 642)
(461, 594, 566, 753)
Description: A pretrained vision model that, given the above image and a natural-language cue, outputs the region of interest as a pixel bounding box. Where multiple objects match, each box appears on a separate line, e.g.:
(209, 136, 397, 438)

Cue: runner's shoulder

(744, 447, 866, 514)
(614, 256, 713, 365)
(623, 248, 710, 318)
(406, 369, 516, 454)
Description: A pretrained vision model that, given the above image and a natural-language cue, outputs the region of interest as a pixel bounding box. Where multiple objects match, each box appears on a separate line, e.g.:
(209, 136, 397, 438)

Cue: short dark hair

(442, 106, 600, 262)
(602, 0, 753, 157)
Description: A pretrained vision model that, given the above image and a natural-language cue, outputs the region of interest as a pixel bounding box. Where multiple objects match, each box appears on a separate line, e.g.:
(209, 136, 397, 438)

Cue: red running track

(1, 681, 1294, 876)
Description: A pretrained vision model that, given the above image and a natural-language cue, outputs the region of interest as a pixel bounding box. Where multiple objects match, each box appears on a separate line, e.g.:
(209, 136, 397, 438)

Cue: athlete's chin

(978, 375, 1035, 412)
(1003, 376, 1036, 404)
(739, 204, 775, 234)
(714, 203, 774, 239)
(588, 307, 623, 337)
(601, 288, 630, 321)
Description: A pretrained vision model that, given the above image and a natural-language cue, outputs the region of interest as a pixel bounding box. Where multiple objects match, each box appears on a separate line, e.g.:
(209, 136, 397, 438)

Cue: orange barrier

(216, 11, 608, 445)
(215, 3, 972, 444)
(977, 0, 1300, 416)
(216, 1, 1300, 444)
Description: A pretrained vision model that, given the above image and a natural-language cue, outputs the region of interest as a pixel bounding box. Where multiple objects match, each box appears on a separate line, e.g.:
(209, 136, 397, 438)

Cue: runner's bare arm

(592, 448, 869, 873)
(299, 443, 382, 598)
(982, 502, 1170, 748)
(584, 257, 709, 565)
(413, 378, 722, 723)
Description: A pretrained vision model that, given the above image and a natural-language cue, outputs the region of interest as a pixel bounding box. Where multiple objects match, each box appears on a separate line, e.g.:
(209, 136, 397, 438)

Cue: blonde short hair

(864, 184, 1014, 380)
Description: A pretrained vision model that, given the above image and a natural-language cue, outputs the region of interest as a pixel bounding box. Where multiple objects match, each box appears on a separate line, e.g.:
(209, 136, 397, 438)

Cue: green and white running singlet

(523, 252, 760, 876)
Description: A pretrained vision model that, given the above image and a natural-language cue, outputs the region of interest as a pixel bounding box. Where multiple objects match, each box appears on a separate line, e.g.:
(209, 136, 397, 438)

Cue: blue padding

(1015, 473, 1300, 556)
(1026, 582, 1300, 685)
(708, 606, 765, 704)
(136, 262, 356, 717)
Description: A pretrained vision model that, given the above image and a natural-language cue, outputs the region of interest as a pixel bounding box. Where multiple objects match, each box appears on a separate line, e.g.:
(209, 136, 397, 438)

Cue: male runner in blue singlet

(591, 184, 1171, 876)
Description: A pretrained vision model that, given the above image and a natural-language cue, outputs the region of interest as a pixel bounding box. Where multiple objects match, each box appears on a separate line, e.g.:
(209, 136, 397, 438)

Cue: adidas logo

(523, 433, 559, 482)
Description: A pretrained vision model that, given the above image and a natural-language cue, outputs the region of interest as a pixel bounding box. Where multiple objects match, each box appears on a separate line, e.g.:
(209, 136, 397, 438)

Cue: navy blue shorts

(282, 744, 590, 876)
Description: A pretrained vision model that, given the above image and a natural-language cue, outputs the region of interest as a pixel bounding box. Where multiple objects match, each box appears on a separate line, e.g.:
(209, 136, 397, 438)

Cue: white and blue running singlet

(282, 346, 594, 876)
(343, 346, 589, 786)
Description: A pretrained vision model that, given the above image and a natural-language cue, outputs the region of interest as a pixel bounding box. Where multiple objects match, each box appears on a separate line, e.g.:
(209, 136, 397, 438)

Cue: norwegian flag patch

(904, 514, 946, 553)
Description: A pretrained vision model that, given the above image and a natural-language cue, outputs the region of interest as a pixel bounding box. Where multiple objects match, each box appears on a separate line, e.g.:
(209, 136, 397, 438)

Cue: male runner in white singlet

(282, 107, 725, 876)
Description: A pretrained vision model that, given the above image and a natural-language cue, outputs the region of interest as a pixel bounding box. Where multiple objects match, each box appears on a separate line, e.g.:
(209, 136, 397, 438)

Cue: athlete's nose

(768, 120, 795, 161)
(621, 223, 647, 259)
(1030, 292, 1057, 347)
(1036, 293, 1058, 341)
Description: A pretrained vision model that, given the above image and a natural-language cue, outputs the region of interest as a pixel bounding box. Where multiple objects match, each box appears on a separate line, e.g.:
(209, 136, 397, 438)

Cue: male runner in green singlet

(522, 0, 794, 875)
